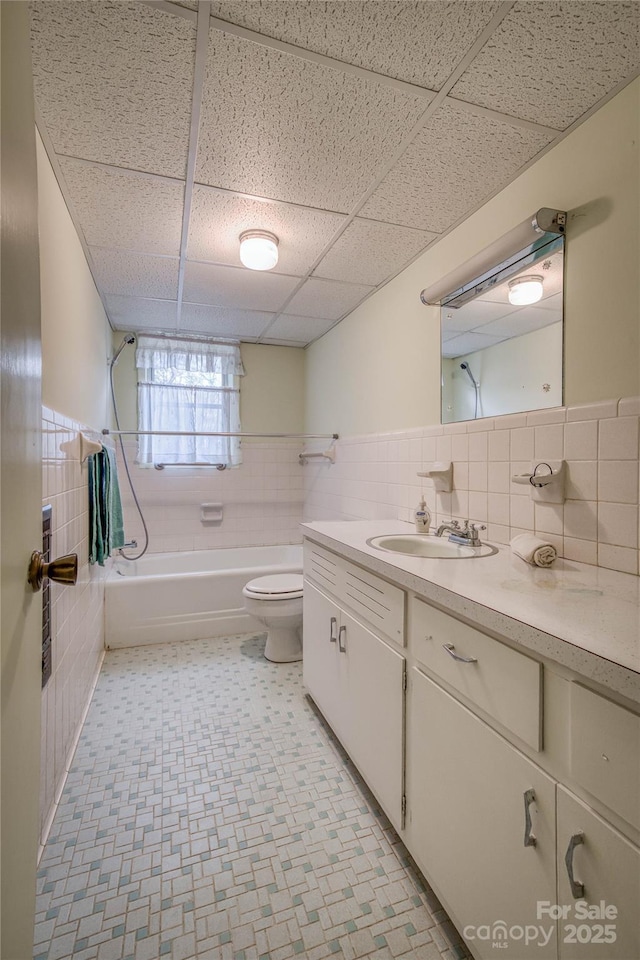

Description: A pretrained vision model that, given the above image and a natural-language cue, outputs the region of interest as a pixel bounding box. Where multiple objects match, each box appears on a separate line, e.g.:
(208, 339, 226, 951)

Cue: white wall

(37, 132, 111, 429)
(305, 79, 640, 436)
(303, 393, 640, 576)
(443, 324, 563, 423)
(36, 133, 111, 848)
(40, 411, 106, 847)
(240, 343, 305, 434)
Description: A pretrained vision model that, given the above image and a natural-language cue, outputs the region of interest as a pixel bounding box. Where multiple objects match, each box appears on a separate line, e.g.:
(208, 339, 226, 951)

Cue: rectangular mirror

(440, 234, 564, 423)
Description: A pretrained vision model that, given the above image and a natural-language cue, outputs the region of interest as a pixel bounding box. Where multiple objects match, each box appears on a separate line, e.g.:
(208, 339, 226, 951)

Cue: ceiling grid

(29, 0, 640, 347)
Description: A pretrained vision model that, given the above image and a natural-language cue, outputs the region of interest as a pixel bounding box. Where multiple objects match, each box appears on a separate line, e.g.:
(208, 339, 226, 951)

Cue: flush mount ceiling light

(508, 274, 544, 306)
(239, 230, 279, 271)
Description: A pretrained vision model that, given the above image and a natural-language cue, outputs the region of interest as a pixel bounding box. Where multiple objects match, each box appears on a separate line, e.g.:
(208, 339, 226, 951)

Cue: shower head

(110, 334, 136, 367)
(460, 362, 479, 388)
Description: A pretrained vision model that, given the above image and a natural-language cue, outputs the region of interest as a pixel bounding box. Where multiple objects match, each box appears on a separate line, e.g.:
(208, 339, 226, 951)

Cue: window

(136, 336, 244, 466)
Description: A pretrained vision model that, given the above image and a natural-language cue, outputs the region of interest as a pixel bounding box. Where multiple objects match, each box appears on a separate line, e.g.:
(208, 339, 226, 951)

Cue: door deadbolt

(28, 551, 78, 592)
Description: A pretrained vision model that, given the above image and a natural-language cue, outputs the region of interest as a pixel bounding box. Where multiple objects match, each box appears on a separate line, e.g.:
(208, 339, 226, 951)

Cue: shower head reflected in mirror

(460, 361, 479, 388)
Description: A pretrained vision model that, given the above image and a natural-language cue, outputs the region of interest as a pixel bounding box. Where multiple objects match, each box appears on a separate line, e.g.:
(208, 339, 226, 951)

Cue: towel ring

(530, 463, 553, 488)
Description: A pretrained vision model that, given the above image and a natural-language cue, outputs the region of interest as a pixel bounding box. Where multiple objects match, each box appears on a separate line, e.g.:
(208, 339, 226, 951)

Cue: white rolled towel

(510, 533, 557, 567)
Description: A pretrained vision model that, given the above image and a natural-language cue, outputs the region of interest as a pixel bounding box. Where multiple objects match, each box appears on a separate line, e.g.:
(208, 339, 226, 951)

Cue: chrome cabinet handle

(565, 832, 585, 899)
(523, 789, 537, 847)
(338, 625, 347, 653)
(442, 642, 477, 663)
(330, 616, 338, 643)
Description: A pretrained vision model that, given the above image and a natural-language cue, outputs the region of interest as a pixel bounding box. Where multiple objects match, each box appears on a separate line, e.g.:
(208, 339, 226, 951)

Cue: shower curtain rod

(102, 429, 339, 440)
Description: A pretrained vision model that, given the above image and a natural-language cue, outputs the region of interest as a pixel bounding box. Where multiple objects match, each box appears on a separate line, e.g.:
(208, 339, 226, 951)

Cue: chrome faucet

(436, 519, 486, 546)
(436, 519, 461, 538)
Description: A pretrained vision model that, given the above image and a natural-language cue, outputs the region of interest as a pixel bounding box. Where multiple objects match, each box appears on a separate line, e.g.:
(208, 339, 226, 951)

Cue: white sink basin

(367, 534, 497, 559)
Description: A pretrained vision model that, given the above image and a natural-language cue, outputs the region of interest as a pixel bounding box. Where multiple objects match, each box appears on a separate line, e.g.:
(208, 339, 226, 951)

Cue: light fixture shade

(508, 274, 544, 306)
(239, 230, 279, 271)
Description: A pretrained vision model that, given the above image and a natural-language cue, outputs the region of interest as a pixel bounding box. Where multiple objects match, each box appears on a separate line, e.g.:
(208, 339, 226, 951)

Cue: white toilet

(242, 573, 303, 662)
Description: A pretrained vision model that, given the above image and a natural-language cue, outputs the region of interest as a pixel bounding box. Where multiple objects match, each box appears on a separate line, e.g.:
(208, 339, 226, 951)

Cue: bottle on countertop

(414, 496, 431, 533)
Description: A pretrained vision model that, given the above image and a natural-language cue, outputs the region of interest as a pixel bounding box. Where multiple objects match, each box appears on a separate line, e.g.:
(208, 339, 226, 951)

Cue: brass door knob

(28, 551, 78, 592)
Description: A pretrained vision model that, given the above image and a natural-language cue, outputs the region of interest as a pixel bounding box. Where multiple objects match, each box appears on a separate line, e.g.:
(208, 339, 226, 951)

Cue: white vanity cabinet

(302, 532, 640, 960)
(408, 670, 558, 960)
(303, 545, 405, 828)
(407, 597, 640, 960)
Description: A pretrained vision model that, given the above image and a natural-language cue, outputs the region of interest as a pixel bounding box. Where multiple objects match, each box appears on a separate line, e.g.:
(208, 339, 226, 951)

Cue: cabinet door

(557, 786, 640, 960)
(408, 670, 557, 960)
(303, 582, 343, 737)
(340, 609, 405, 828)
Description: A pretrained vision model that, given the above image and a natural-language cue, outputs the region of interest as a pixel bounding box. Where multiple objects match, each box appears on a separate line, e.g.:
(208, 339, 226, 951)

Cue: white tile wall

(116, 440, 304, 553)
(40, 408, 107, 849)
(303, 397, 640, 577)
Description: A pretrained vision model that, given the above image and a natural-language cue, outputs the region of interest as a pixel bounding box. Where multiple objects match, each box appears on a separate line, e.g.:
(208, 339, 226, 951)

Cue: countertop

(301, 520, 640, 705)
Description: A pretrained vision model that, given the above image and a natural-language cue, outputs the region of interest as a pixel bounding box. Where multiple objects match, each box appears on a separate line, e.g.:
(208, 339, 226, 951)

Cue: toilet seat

(243, 573, 303, 601)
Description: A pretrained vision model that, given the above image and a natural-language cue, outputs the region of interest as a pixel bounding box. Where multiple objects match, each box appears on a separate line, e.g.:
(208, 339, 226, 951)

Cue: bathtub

(105, 544, 303, 648)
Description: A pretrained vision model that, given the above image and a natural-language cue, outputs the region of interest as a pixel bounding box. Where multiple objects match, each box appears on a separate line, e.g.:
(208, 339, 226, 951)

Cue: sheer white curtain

(136, 337, 245, 466)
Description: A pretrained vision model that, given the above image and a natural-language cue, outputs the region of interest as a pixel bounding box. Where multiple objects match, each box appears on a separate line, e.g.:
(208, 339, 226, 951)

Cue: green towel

(105, 447, 125, 553)
(88, 447, 125, 565)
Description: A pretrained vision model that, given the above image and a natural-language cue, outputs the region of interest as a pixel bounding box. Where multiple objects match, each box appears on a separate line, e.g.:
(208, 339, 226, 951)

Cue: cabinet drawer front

(304, 542, 340, 595)
(570, 683, 640, 831)
(342, 560, 404, 645)
(410, 596, 542, 750)
(304, 542, 405, 644)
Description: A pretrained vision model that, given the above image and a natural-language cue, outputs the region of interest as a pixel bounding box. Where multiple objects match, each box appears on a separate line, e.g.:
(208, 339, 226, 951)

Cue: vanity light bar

(420, 208, 566, 307)
(440, 234, 563, 310)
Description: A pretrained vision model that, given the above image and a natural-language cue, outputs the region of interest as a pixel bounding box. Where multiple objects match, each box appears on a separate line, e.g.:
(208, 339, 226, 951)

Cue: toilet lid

(244, 573, 303, 599)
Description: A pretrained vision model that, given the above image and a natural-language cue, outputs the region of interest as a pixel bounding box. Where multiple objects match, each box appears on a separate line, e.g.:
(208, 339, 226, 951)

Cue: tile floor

(34, 634, 468, 960)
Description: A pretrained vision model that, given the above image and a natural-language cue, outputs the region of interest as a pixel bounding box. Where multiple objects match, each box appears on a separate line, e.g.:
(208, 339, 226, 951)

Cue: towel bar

(154, 462, 227, 470)
(299, 448, 336, 465)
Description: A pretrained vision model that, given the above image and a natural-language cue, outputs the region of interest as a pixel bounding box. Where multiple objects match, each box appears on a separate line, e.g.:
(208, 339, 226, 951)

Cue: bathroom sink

(367, 535, 497, 559)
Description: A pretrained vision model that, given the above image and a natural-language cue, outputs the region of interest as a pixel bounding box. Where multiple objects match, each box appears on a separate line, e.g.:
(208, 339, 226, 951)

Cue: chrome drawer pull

(329, 616, 338, 643)
(565, 832, 585, 899)
(523, 789, 537, 847)
(442, 642, 477, 663)
(338, 625, 347, 653)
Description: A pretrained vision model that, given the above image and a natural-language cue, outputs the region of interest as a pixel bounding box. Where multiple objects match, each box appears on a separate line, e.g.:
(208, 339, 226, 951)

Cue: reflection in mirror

(441, 237, 564, 423)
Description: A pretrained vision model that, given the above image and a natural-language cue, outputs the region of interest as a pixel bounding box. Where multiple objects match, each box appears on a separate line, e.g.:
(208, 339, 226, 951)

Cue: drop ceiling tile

(479, 311, 561, 339)
(538, 291, 563, 313)
(441, 299, 517, 336)
(360, 102, 553, 232)
(29, 1, 195, 177)
(180, 302, 274, 339)
(59, 159, 185, 256)
(195, 32, 428, 210)
(451, 2, 640, 129)
(212, 1, 501, 91)
(183, 262, 299, 311)
(442, 331, 505, 358)
(313, 218, 436, 286)
(263, 315, 338, 343)
(105, 296, 178, 331)
(285, 278, 374, 320)
(91, 250, 179, 299)
(187, 186, 346, 274)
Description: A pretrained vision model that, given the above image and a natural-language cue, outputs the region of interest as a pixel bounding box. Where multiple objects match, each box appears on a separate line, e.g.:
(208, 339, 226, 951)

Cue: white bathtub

(105, 544, 303, 648)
